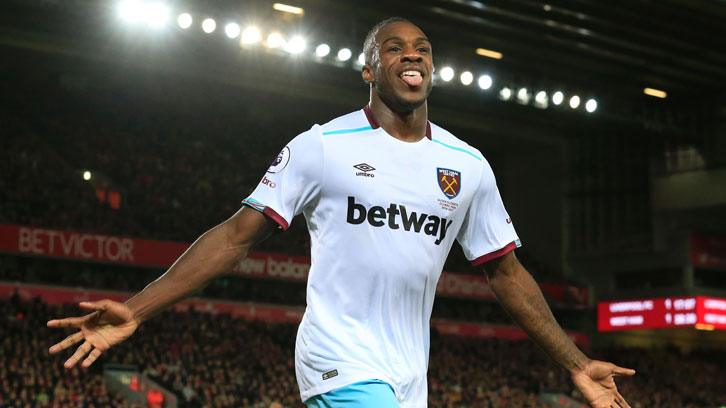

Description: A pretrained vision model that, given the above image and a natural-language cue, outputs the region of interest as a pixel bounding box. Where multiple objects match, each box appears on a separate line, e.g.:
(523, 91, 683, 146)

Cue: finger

(612, 365, 636, 376)
(615, 391, 631, 408)
(79, 299, 113, 312)
(49, 331, 84, 354)
(81, 348, 103, 368)
(47, 316, 86, 329)
(64, 341, 92, 369)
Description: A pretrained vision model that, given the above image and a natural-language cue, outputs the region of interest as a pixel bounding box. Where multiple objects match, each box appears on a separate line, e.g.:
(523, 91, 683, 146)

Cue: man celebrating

(48, 17, 634, 408)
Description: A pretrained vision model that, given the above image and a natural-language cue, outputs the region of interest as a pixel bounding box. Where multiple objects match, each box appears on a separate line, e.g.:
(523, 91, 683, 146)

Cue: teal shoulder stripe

(322, 125, 373, 136)
(431, 138, 482, 161)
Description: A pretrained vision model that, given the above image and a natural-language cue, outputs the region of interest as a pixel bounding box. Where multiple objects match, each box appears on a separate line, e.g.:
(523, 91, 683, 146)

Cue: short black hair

(362, 17, 413, 66)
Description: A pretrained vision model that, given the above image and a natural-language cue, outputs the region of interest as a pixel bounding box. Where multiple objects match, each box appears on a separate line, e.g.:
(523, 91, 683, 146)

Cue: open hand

(47, 299, 139, 368)
(571, 359, 635, 408)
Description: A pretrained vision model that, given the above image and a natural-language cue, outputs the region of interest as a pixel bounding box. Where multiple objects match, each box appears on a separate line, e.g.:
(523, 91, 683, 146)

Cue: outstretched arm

(48, 207, 278, 368)
(481, 251, 634, 408)
(124, 206, 277, 323)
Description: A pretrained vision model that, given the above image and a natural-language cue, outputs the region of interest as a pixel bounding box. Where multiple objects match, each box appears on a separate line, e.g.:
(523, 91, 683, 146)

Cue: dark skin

(363, 21, 433, 142)
(48, 20, 634, 408)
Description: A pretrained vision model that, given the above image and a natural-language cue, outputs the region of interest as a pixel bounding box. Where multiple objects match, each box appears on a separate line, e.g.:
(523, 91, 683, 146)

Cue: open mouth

(399, 70, 423, 87)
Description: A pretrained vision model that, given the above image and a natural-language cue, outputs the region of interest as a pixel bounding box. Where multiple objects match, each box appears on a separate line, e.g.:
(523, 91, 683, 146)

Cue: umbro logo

(354, 163, 375, 178)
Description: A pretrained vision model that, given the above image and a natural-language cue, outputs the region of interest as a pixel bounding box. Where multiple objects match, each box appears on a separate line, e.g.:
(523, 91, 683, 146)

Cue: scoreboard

(598, 296, 726, 331)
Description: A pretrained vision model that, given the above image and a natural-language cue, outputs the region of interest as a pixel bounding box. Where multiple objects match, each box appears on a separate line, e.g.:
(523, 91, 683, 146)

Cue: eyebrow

(381, 36, 431, 46)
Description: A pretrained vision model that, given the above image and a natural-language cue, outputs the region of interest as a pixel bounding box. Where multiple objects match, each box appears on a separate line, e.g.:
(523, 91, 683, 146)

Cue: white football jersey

(243, 107, 520, 407)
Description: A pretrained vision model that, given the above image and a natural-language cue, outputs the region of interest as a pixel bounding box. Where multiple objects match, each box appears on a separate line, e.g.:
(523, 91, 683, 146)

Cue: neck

(369, 90, 428, 143)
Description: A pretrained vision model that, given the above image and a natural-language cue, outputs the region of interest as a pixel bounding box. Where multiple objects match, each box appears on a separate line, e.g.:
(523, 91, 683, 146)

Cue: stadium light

(118, 0, 144, 23)
(533, 90, 548, 109)
(475, 48, 502, 60)
(439, 67, 454, 82)
(358, 52, 365, 66)
(644, 87, 667, 98)
(286, 36, 306, 54)
(499, 87, 512, 101)
(585, 98, 598, 113)
(202, 18, 216, 34)
(225, 23, 240, 39)
(337, 48, 352, 61)
(241, 27, 261, 44)
(267, 32, 285, 48)
(477, 75, 492, 90)
(273, 3, 304, 15)
(517, 87, 529, 104)
(569, 95, 581, 109)
(83, 171, 92, 181)
(552, 91, 564, 105)
(177, 13, 192, 29)
(144, 2, 169, 27)
(460, 71, 473, 86)
(315, 44, 330, 57)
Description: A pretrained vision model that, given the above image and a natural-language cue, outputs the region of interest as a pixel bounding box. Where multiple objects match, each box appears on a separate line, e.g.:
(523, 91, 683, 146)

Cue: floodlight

(267, 32, 285, 48)
(477, 75, 492, 90)
(475, 48, 503, 59)
(273, 3, 304, 15)
(118, 0, 144, 23)
(225, 23, 240, 39)
(499, 87, 512, 100)
(144, 2, 169, 27)
(440, 67, 454, 82)
(83, 171, 92, 181)
(569, 95, 581, 109)
(517, 88, 530, 104)
(286, 36, 306, 54)
(202, 18, 216, 34)
(177, 13, 192, 29)
(241, 27, 261, 44)
(585, 99, 598, 112)
(460, 71, 473, 86)
(535, 91, 547, 103)
(337, 48, 352, 61)
(552, 91, 564, 105)
(644, 87, 667, 98)
(358, 53, 365, 66)
(315, 44, 330, 57)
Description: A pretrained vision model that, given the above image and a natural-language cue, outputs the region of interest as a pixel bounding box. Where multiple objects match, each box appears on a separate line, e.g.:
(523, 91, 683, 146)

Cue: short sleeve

(456, 159, 521, 266)
(242, 126, 323, 230)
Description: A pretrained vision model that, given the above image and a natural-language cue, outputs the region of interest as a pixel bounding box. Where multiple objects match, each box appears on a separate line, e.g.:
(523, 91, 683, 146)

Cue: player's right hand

(47, 299, 139, 369)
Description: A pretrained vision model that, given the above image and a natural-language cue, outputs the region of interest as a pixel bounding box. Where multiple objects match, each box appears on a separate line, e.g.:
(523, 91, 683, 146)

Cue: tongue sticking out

(401, 74, 423, 87)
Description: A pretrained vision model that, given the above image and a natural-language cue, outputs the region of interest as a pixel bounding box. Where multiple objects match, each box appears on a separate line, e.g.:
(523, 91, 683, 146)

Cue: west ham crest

(437, 168, 461, 199)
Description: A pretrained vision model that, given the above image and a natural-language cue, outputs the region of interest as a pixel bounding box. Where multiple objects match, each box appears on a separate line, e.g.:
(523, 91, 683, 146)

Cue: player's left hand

(571, 359, 635, 408)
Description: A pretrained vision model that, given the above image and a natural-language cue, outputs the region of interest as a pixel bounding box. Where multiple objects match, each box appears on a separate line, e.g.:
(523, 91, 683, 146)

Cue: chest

(321, 135, 477, 221)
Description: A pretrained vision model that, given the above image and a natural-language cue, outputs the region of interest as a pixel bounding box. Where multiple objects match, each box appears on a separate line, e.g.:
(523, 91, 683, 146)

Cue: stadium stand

(3, 292, 726, 407)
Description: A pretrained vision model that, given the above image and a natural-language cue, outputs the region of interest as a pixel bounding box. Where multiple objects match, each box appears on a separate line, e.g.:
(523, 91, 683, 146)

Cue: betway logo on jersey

(346, 196, 452, 245)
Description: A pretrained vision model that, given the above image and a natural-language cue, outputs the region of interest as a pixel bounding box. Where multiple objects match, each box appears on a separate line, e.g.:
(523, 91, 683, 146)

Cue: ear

(361, 64, 375, 85)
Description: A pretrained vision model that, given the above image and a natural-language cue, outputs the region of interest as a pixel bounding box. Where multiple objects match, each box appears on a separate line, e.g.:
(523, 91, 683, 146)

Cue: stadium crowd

(0, 78, 559, 279)
(2, 292, 725, 408)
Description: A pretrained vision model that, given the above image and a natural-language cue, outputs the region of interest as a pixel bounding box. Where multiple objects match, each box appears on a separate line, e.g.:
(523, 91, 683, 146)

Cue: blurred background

(1, 0, 726, 407)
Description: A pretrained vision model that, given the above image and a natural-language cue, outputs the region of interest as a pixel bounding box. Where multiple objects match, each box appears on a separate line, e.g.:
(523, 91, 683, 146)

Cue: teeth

(401, 71, 421, 77)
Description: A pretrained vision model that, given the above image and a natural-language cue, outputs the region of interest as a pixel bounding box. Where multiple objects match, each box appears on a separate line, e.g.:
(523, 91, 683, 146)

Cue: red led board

(598, 296, 726, 331)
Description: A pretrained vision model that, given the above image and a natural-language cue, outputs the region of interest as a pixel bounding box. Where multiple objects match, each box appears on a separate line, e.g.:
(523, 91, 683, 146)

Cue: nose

(401, 46, 423, 63)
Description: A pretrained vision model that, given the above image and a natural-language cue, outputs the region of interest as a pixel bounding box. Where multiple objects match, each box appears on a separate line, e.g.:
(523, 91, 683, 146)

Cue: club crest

(437, 168, 461, 199)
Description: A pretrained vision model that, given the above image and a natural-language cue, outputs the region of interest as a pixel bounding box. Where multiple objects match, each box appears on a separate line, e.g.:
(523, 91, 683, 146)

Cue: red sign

(598, 296, 726, 331)
(0, 283, 587, 345)
(0, 224, 587, 306)
(691, 232, 726, 269)
(0, 224, 186, 267)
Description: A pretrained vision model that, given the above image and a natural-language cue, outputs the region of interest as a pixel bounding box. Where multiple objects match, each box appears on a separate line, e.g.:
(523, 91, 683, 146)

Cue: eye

(388, 46, 401, 52)
(417, 47, 430, 53)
